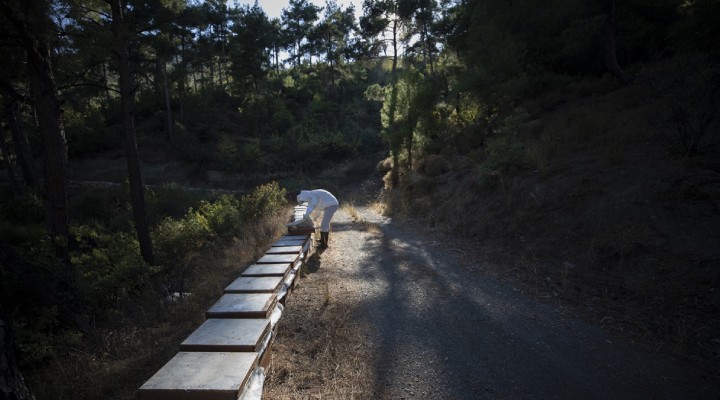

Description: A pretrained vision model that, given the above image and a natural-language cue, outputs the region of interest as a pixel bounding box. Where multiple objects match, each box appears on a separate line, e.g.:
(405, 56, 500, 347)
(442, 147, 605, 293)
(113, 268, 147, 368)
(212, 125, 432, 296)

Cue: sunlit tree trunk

(388, 16, 401, 187)
(110, 0, 154, 265)
(101, 61, 112, 106)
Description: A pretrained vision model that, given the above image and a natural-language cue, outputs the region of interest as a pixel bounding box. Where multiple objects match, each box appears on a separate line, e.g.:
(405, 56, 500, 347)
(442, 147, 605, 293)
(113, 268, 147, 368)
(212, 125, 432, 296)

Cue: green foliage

(239, 181, 288, 221)
(477, 110, 529, 187)
(480, 135, 524, 174)
(65, 107, 119, 156)
(13, 307, 83, 366)
(217, 134, 239, 170)
(0, 190, 44, 224)
(0, 191, 46, 245)
(71, 186, 132, 232)
(295, 131, 359, 168)
(228, 3, 274, 90)
(364, 83, 384, 102)
(72, 225, 152, 309)
(238, 139, 264, 171)
(152, 210, 214, 268)
(198, 194, 242, 237)
(146, 182, 204, 224)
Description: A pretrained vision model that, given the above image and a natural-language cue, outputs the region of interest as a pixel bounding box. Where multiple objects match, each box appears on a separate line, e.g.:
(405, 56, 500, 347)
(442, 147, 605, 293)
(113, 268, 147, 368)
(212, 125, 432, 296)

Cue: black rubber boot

(318, 232, 329, 249)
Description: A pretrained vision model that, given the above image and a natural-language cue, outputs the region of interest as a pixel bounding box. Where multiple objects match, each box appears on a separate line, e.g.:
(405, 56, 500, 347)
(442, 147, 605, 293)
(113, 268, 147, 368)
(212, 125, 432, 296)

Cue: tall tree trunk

(0, 0, 68, 262)
(161, 59, 173, 142)
(154, 57, 163, 106)
(218, 29, 226, 89)
(274, 44, 279, 75)
(7, 103, 38, 189)
(424, 24, 434, 75)
(26, 36, 70, 264)
(0, 125, 21, 195)
(101, 61, 112, 106)
(110, 0, 154, 265)
(388, 17, 400, 188)
(209, 61, 215, 88)
(178, 37, 186, 124)
(604, 0, 632, 84)
(0, 315, 35, 400)
(199, 63, 204, 91)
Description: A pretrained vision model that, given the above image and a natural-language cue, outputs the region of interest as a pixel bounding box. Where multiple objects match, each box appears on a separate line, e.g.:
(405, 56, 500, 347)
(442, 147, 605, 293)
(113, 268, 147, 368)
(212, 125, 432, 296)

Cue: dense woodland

(0, 0, 719, 398)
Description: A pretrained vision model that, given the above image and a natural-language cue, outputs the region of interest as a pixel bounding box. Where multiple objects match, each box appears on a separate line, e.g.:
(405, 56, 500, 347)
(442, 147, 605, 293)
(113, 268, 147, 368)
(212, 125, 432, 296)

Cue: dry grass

(264, 288, 376, 399)
(343, 201, 361, 223)
(341, 202, 382, 235)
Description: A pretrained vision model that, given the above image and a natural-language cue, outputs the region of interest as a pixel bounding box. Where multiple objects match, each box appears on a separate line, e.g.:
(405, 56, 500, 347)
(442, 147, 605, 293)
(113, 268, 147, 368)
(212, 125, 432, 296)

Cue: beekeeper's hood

(297, 190, 312, 203)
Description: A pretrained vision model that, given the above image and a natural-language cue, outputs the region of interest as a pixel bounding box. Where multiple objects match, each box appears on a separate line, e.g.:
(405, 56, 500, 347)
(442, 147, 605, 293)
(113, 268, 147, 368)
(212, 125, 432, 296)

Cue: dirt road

(264, 205, 719, 399)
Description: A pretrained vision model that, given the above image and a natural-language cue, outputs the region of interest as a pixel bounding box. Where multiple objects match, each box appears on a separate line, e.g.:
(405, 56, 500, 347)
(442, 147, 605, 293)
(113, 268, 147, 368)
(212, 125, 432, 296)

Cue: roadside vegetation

(2, 181, 288, 399)
(1, 0, 719, 398)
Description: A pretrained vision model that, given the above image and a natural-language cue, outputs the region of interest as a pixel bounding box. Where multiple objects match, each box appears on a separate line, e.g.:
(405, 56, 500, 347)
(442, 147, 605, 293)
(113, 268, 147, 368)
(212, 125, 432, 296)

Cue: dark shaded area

(333, 208, 719, 399)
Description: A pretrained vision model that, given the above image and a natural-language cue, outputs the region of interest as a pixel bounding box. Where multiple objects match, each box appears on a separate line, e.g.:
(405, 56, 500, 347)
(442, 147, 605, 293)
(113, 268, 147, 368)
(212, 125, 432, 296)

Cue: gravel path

(266, 205, 719, 399)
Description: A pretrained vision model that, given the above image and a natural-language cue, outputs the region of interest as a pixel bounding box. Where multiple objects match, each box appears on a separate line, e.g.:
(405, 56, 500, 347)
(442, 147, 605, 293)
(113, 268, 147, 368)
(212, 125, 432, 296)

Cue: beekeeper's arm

(304, 193, 318, 219)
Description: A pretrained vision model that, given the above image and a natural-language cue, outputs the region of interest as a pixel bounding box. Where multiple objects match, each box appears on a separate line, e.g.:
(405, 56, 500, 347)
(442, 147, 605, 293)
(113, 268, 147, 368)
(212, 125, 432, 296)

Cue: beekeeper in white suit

(297, 189, 339, 248)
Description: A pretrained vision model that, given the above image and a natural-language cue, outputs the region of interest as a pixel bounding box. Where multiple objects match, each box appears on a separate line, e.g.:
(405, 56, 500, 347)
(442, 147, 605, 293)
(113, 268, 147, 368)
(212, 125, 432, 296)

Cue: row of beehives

(138, 205, 313, 400)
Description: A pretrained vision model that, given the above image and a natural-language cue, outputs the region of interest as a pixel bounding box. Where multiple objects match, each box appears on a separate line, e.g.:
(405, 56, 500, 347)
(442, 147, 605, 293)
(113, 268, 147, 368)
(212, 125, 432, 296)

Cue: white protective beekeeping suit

(297, 189, 339, 248)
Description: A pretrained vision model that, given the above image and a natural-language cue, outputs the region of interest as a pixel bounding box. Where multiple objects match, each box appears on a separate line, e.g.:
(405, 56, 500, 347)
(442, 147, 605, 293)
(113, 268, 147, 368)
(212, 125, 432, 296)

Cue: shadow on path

(327, 208, 719, 400)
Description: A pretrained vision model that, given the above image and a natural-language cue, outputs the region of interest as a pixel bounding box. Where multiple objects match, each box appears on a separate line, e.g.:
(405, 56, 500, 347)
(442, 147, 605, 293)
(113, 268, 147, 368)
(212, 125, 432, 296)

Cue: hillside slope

(393, 75, 720, 370)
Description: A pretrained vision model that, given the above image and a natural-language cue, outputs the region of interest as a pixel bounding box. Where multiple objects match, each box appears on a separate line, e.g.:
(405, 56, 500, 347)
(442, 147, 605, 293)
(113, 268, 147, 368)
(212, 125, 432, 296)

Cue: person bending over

(297, 189, 339, 249)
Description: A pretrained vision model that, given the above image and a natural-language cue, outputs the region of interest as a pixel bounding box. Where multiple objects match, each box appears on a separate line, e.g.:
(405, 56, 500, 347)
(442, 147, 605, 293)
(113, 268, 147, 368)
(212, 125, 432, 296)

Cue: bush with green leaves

(151, 209, 214, 294)
(13, 306, 83, 366)
(0, 191, 46, 246)
(65, 107, 119, 156)
(0, 190, 44, 224)
(146, 182, 205, 224)
(477, 109, 529, 187)
(71, 225, 153, 310)
(152, 210, 214, 267)
(239, 181, 288, 221)
(198, 194, 242, 237)
(295, 131, 359, 168)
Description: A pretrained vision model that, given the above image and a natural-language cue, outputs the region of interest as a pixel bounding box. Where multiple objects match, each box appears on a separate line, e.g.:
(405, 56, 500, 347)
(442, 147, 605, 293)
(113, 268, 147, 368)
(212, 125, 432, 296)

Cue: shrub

(152, 210, 214, 267)
(0, 191, 44, 224)
(293, 131, 359, 170)
(238, 140, 264, 171)
(484, 131, 525, 173)
(65, 108, 119, 156)
(476, 109, 529, 187)
(71, 186, 128, 227)
(146, 183, 204, 224)
(72, 225, 152, 310)
(199, 194, 242, 237)
(239, 181, 288, 221)
(151, 210, 214, 294)
(0, 220, 46, 247)
(645, 55, 720, 155)
(217, 134, 239, 170)
(0, 191, 46, 246)
(13, 306, 83, 366)
(417, 154, 450, 177)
